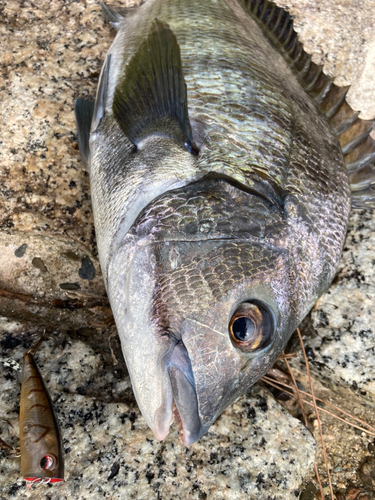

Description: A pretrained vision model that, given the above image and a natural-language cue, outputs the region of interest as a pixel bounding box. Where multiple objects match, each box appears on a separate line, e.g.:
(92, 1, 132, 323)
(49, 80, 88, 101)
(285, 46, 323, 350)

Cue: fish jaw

(166, 342, 204, 445)
(107, 242, 205, 444)
(179, 311, 276, 430)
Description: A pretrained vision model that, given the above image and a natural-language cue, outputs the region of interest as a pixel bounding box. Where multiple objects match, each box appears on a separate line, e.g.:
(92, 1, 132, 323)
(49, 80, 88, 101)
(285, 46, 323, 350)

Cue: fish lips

(107, 242, 205, 445)
(151, 340, 205, 445)
(165, 342, 205, 445)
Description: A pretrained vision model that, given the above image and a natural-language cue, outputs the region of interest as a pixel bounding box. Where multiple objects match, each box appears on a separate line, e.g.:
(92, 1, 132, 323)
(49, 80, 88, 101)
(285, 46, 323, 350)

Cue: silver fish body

(77, 0, 352, 444)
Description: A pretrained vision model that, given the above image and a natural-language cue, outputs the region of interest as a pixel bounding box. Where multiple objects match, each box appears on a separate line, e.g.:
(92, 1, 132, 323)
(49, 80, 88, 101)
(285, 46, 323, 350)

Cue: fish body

(19, 349, 63, 483)
(75, 0, 358, 444)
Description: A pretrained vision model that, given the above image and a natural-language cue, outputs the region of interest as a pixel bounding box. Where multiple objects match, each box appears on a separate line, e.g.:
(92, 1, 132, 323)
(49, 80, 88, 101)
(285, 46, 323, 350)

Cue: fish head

(107, 180, 299, 445)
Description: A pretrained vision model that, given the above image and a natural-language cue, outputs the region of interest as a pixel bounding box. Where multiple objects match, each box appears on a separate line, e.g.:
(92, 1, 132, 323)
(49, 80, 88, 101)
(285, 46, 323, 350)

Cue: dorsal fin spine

(259, 0, 268, 19)
(314, 80, 333, 104)
(325, 87, 349, 118)
(280, 19, 293, 44)
(285, 30, 297, 52)
(292, 43, 303, 64)
(305, 67, 322, 92)
(265, 5, 276, 27)
(347, 152, 375, 174)
(270, 9, 283, 34)
(341, 124, 375, 155)
(294, 49, 305, 68)
(300, 55, 312, 78)
(254, 0, 262, 16)
(334, 112, 360, 136)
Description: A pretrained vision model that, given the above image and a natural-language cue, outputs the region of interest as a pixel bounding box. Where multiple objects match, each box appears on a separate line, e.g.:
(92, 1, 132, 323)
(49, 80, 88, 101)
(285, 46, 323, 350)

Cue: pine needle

(261, 375, 375, 436)
(296, 327, 334, 500)
(315, 462, 325, 500)
(277, 352, 297, 360)
(283, 352, 308, 426)
(266, 334, 375, 498)
(285, 365, 375, 434)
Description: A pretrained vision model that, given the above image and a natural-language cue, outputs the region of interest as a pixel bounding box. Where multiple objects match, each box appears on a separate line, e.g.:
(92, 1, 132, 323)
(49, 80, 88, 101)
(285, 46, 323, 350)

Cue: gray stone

(1, 0, 375, 497)
(280, 0, 375, 120)
(0, 335, 314, 499)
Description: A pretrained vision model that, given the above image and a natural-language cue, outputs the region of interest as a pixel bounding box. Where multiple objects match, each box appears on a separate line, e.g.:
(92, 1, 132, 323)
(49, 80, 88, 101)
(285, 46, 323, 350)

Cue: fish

(19, 336, 64, 484)
(74, 0, 375, 445)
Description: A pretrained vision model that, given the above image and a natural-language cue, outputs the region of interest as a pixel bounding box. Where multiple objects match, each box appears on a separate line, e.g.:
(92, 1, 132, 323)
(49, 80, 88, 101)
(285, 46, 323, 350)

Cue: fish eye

(40, 454, 56, 471)
(229, 301, 274, 352)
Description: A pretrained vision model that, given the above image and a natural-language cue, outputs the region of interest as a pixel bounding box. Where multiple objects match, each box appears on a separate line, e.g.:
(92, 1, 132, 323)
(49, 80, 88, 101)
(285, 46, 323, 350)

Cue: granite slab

(1, 0, 375, 498)
(0, 334, 315, 499)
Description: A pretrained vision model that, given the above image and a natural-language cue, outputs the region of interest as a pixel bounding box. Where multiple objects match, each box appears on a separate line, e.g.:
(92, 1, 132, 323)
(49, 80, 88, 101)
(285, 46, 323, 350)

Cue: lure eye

(40, 454, 56, 471)
(229, 301, 274, 352)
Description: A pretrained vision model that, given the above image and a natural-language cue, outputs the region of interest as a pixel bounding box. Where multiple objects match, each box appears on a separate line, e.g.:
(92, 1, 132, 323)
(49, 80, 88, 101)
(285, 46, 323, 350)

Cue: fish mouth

(107, 244, 205, 446)
(160, 342, 204, 445)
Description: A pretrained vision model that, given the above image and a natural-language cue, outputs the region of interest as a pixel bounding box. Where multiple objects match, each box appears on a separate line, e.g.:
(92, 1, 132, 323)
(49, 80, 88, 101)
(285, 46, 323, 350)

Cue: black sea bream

(75, 0, 375, 445)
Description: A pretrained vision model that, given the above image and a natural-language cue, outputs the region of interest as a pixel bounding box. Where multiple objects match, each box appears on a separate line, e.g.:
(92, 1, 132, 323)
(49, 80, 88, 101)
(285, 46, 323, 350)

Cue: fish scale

(74, 0, 375, 444)
(130, 181, 283, 242)
(90, 0, 348, 281)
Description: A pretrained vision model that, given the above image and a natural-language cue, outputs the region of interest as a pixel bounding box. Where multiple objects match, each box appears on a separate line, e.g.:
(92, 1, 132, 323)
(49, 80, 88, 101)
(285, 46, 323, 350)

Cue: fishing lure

(19, 337, 64, 484)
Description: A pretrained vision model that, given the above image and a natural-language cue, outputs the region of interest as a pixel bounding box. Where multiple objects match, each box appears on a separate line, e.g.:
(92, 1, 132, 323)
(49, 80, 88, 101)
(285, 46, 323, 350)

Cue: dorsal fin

(112, 19, 194, 153)
(240, 0, 375, 208)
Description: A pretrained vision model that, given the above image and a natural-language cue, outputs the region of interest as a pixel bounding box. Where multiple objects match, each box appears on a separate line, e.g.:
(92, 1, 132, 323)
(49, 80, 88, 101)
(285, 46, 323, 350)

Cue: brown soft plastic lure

(19, 337, 64, 484)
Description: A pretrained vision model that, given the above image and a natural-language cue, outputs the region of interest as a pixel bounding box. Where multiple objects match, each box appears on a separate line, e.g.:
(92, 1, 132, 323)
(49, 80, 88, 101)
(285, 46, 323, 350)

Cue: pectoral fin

(112, 19, 194, 153)
(100, 2, 124, 29)
(74, 98, 95, 169)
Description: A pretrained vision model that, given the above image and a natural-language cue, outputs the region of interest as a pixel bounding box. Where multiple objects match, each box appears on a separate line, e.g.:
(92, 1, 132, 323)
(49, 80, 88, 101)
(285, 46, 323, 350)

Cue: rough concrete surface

(0, 0, 375, 499)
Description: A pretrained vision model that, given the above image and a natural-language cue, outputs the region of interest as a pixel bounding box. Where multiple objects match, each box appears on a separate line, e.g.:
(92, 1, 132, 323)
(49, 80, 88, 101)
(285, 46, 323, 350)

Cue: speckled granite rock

(279, 0, 375, 120)
(1, 0, 375, 498)
(0, 335, 315, 499)
(302, 208, 375, 396)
